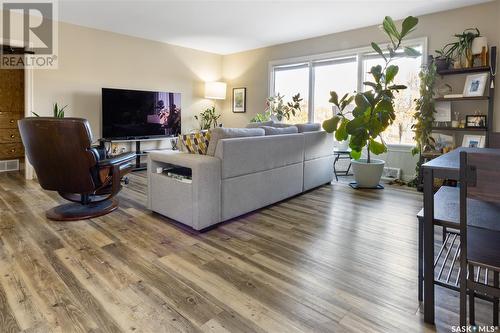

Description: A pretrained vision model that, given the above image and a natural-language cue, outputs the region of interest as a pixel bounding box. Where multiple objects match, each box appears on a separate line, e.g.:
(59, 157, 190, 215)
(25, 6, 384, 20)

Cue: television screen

(102, 88, 181, 139)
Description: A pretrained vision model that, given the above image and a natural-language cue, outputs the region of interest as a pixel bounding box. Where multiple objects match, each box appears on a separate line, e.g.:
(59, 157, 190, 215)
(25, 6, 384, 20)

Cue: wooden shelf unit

(437, 66, 490, 76)
(432, 46, 496, 147)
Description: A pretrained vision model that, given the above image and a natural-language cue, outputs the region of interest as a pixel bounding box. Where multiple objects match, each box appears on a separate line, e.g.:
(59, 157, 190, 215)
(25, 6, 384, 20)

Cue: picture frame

(465, 115, 487, 128)
(463, 73, 488, 97)
(462, 134, 485, 148)
(232, 88, 246, 113)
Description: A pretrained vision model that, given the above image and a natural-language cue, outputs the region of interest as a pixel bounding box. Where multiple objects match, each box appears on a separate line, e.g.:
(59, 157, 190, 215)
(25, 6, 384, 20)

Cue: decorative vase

(351, 159, 385, 188)
(465, 49, 474, 68)
(472, 37, 488, 55)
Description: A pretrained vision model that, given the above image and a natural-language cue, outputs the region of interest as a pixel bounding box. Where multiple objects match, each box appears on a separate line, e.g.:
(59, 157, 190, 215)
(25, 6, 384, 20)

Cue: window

(363, 48, 422, 144)
(273, 64, 309, 124)
(313, 57, 357, 125)
(270, 38, 426, 145)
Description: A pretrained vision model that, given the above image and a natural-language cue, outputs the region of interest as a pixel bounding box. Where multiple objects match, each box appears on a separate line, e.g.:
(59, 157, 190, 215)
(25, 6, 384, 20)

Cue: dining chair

(459, 151, 500, 326)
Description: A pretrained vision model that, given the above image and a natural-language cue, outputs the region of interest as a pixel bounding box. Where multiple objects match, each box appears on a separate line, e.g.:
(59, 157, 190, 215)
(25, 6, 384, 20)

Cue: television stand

(99, 137, 173, 172)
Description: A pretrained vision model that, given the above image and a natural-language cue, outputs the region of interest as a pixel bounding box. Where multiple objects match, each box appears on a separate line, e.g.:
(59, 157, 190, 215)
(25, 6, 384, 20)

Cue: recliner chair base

(46, 198, 118, 221)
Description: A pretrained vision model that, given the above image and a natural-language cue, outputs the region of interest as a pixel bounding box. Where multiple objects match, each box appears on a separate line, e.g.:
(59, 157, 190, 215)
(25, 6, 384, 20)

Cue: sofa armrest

(147, 151, 221, 229)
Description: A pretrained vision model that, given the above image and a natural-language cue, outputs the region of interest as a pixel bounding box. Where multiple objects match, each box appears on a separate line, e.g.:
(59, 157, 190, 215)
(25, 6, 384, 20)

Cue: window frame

(268, 37, 428, 147)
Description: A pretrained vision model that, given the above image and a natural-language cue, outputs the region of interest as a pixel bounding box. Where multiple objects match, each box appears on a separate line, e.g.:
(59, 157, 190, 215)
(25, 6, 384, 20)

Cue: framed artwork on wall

(232, 88, 246, 113)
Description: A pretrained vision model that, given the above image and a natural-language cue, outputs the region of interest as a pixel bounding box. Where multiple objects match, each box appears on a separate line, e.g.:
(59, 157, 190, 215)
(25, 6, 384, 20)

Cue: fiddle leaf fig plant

(322, 16, 420, 162)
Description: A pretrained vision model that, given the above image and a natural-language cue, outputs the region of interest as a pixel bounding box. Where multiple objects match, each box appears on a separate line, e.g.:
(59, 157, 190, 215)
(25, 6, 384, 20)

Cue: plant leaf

(401, 16, 418, 38)
(322, 116, 341, 133)
(329, 91, 339, 107)
(382, 16, 400, 43)
(388, 84, 407, 91)
(350, 149, 362, 160)
(335, 119, 349, 141)
(371, 42, 386, 62)
(404, 46, 421, 57)
(385, 65, 399, 84)
(369, 138, 387, 155)
(354, 93, 371, 110)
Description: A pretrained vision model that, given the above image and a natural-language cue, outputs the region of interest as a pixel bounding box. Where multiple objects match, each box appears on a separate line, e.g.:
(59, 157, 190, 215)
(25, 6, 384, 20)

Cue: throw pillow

(260, 126, 298, 136)
(295, 123, 321, 133)
(245, 120, 274, 128)
(207, 127, 265, 156)
(179, 130, 211, 154)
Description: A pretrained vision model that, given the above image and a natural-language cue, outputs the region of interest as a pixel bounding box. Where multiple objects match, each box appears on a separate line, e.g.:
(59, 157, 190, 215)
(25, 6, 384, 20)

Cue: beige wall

(221, 1, 500, 130)
(220, 1, 499, 180)
(32, 21, 223, 149)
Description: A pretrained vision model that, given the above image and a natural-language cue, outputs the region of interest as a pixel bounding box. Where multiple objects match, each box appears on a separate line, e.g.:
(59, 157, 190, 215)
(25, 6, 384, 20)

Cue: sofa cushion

(296, 123, 321, 133)
(215, 133, 304, 179)
(303, 131, 334, 161)
(178, 130, 211, 154)
(245, 120, 274, 128)
(207, 127, 265, 156)
(260, 125, 298, 136)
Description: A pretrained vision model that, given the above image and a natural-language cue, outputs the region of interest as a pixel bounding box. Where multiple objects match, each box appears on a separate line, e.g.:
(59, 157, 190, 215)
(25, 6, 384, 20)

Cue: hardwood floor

(0, 171, 494, 332)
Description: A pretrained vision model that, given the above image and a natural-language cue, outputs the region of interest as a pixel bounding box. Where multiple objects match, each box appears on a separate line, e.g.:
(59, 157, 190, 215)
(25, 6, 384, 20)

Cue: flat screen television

(102, 88, 181, 139)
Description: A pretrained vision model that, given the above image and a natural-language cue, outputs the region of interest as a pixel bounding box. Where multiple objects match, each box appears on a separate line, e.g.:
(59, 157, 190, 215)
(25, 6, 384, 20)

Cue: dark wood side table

(421, 147, 500, 324)
(333, 149, 352, 181)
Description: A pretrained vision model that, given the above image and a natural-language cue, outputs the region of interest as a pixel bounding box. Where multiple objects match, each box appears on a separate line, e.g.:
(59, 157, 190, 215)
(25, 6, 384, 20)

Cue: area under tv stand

(100, 137, 172, 172)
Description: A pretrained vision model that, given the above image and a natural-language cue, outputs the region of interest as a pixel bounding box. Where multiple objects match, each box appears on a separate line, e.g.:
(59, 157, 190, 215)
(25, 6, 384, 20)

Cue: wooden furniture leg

(423, 167, 435, 324)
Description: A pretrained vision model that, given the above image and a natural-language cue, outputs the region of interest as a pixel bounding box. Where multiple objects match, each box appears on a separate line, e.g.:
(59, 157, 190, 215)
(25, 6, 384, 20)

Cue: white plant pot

(337, 140, 349, 151)
(351, 159, 385, 188)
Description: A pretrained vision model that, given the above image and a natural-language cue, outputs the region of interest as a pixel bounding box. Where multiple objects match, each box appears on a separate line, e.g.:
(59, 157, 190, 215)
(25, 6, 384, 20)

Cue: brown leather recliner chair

(18, 117, 135, 221)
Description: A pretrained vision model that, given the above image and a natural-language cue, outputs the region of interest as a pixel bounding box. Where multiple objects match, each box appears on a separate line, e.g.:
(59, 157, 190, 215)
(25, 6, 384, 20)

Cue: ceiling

(58, 0, 492, 55)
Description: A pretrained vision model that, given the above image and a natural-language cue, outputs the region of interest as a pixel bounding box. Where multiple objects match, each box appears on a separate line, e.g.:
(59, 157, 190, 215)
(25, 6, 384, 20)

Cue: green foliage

(407, 62, 437, 187)
(32, 103, 67, 118)
(264, 93, 303, 122)
(412, 62, 437, 155)
(250, 111, 272, 123)
(435, 28, 480, 61)
(322, 15, 419, 162)
(195, 106, 221, 130)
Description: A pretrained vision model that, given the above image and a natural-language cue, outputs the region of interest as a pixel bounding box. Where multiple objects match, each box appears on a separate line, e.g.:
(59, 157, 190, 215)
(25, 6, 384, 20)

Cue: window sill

(386, 144, 416, 153)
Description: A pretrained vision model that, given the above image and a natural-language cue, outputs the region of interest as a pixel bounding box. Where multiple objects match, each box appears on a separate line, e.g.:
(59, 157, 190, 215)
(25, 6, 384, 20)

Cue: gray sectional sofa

(147, 129, 334, 230)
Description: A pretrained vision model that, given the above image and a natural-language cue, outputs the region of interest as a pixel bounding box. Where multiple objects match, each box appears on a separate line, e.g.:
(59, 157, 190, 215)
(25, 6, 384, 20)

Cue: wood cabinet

(0, 68, 24, 160)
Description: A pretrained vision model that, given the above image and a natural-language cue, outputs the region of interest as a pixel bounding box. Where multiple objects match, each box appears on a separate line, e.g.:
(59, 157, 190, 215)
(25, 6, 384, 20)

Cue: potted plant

(437, 28, 480, 69)
(266, 93, 303, 122)
(194, 106, 221, 130)
(322, 16, 420, 188)
(434, 47, 452, 71)
(250, 93, 303, 123)
(32, 103, 68, 118)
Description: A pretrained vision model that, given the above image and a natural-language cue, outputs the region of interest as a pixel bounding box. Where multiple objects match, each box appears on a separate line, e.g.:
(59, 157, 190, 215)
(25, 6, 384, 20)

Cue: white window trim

(268, 37, 428, 148)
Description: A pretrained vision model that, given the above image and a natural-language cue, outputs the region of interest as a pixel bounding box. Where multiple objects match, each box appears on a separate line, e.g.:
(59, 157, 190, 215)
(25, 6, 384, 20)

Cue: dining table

(421, 147, 500, 324)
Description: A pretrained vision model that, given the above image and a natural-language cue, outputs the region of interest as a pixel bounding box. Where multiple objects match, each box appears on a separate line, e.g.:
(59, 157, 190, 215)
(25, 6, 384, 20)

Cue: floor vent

(0, 159, 20, 172)
(382, 167, 401, 180)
